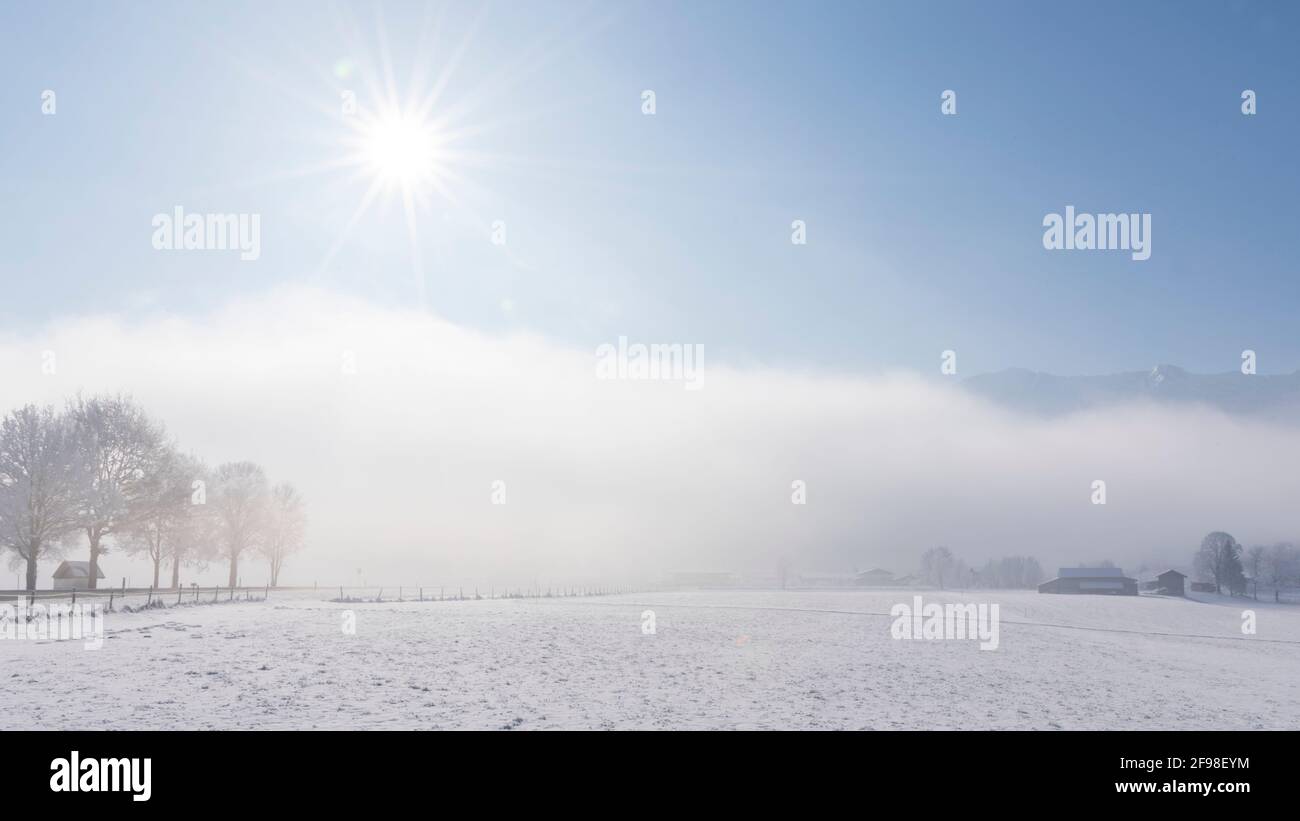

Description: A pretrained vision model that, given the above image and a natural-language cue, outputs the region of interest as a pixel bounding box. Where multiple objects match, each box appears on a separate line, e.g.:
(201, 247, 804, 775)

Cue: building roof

(1157, 569, 1187, 578)
(52, 560, 105, 580)
(858, 568, 893, 576)
(1059, 567, 1125, 578)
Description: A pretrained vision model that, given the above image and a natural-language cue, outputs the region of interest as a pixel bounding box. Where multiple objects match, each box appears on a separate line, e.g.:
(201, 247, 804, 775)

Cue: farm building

(51, 560, 105, 591)
(1189, 581, 1216, 593)
(1151, 569, 1185, 596)
(1037, 567, 1137, 596)
(854, 568, 895, 586)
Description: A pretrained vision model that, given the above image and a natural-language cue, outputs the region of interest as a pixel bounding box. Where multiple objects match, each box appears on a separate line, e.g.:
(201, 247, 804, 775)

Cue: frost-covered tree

(921, 546, 955, 589)
(66, 394, 169, 588)
(0, 405, 83, 592)
(976, 555, 1045, 589)
(165, 455, 218, 589)
(259, 482, 306, 587)
(1194, 531, 1243, 595)
(210, 461, 269, 587)
(122, 449, 213, 589)
(1245, 545, 1266, 600)
(1262, 543, 1298, 603)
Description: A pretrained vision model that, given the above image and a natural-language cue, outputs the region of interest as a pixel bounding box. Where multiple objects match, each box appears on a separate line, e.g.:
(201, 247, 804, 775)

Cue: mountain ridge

(960, 364, 1300, 419)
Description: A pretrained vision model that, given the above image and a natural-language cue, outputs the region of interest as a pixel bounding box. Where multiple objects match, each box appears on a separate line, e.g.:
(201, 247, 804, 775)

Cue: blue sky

(2, 0, 1297, 376)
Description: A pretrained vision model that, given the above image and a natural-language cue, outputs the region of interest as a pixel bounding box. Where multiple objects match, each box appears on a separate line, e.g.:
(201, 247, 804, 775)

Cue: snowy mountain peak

(1147, 364, 1187, 386)
(961, 365, 1300, 421)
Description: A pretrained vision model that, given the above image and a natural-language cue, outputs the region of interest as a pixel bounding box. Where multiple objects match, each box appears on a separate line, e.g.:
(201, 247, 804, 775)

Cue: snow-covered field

(4, 589, 1298, 730)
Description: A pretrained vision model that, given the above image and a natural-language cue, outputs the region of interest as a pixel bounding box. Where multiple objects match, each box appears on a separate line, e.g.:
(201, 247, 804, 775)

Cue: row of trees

(1195, 532, 1300, 601)
(918, 547, 1045, 590)
(0, 394, 306, 592)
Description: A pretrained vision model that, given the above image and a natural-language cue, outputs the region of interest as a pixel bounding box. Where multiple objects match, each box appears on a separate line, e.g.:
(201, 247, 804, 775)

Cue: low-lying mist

(3, 286, 1296, 588)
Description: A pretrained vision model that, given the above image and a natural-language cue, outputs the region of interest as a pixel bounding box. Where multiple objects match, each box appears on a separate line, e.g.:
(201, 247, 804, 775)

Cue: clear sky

(2, 0, 1297, 377)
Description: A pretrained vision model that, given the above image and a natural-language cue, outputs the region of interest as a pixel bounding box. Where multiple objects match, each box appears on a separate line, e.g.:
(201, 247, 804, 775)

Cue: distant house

(855, 568, 895, 586)
(1037, 567, 1137, 596)
(1189, 581, 1216, 593)
(51, 560, 105, 591)
(1153, 569, 1185, 597)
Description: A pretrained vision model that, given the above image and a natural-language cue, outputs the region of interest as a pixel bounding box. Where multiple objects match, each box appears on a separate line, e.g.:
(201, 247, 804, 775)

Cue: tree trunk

(228, 553, 239, 588)
(25, 552, 38, 593)
(171, 557, 181, 590)
(152, 558, 160, 590)
(87, 531, 102, 589)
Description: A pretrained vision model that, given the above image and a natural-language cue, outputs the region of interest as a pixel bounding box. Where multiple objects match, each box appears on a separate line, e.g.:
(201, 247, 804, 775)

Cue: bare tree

(122, 448, 210, 589)
(210, 461, 269, 587)
(166, 455, 218, 589)
(1263, 543, 1298, 603)
(1245, 545, 1266, 601)
(921, 546, 955, 590)
(975, 555, 1045, 589)
(0, 406, 84, 592)
(1195, 531, 1243, 595)
(259, 482, 306, 587)
(66, 394, 168, 588)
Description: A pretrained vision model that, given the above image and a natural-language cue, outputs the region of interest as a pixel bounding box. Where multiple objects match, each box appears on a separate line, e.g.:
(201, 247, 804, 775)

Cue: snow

(3, 589, 1298, 730)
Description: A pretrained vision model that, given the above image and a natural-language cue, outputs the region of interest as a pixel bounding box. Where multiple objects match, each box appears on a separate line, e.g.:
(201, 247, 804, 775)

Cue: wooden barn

(1153, 569, 1185, 596)
(1037, 567, 1138, 596)
(51, 560, 105, 591)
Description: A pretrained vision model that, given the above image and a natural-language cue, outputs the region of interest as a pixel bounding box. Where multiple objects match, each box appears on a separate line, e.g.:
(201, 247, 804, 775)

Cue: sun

(360, 112, 443, 187)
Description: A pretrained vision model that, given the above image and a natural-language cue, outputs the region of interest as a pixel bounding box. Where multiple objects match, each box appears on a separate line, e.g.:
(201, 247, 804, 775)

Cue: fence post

(419, 587, 423, 602)
(229, 587, 234, 601)
(264, 584, 269, 601)
(177, 588, 182, 605)
(71, 589, 76, 606)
